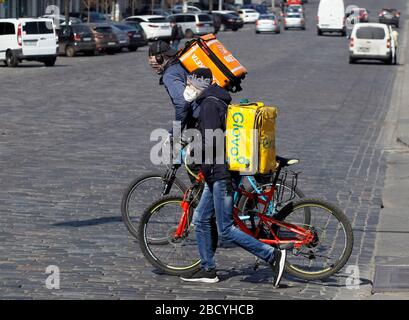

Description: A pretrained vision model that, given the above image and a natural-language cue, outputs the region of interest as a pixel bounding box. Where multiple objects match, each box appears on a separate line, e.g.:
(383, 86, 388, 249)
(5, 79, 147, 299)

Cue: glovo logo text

(229, 112, 250, 167)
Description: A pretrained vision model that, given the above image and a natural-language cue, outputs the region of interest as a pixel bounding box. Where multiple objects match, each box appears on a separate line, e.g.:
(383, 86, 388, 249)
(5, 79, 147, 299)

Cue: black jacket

(197, 84, 232, 183)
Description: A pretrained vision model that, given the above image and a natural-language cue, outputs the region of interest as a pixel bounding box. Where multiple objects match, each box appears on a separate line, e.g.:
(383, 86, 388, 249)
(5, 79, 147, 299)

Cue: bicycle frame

(173, 161, 313, 250)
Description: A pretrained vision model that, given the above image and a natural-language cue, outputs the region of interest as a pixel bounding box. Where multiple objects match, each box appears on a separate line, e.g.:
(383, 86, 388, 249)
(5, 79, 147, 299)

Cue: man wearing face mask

(180, 68, 287, 288)
(148, 40, 199, 134)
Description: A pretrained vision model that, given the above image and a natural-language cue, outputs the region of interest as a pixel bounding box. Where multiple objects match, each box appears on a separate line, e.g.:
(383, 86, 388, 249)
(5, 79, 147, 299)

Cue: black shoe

(180, 269, 219, 283)
(271, 249, 286, 288)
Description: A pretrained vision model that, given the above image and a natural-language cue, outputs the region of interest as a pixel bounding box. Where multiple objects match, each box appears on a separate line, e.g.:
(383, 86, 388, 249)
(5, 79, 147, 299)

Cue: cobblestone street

(0, 0, 407, 300)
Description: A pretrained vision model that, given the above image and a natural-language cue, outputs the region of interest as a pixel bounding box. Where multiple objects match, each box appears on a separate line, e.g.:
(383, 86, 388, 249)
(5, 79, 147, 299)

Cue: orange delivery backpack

(177, 34, 247, 92)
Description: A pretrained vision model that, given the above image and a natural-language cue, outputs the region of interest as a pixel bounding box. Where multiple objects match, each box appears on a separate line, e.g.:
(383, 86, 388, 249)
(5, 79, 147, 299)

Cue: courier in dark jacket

(180, 68, 286, 287)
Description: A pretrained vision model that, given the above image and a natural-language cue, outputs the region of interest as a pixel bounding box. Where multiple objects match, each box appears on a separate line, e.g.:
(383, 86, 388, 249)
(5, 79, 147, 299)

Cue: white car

(167, 13, 214, 38)
(256, 14, 281, 34)
(124, 15, 171, 40)
(284, 12, 306, 30)
(0, 18, 58, 67)
(238, 9, 260, 23)
(349, 23, 397, 64)
(317, 0, 346, 36)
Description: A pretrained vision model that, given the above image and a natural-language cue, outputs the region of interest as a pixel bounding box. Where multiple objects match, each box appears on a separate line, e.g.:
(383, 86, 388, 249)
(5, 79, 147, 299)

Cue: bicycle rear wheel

(275, 198, 354, 280)
(138, 196, 201, 276)
(121, 173, 187, 240)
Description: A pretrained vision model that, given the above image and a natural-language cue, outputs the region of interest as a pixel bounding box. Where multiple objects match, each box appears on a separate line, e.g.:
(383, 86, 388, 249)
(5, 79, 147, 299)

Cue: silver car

(255, 14, 281, 34)
(284, 12, 306, 30)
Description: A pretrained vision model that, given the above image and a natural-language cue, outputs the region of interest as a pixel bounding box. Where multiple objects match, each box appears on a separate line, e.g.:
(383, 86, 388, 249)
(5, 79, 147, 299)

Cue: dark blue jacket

(162, 60, 199, 132)
(197, 84, 232, 183)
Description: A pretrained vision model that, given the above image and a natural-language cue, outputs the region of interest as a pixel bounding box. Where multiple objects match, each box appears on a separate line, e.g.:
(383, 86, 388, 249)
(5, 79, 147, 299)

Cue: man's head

(183, 68, 213, 102)
(148, 40, 177, 74)
(170, 18, 177, 27)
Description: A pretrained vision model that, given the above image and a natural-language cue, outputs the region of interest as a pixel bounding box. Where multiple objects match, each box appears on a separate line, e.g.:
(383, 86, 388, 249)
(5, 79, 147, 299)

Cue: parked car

(256, 14, 281, 33)
(172, 5, 202, 13)
(0, 18, 58, 67)
(238, 9, 260, 23)
(350, 8, 369, 23)
(86, 23, 120, 54)
(212, 11, 243, 32)
(379, 8, 400, 28)
(112, 23, 146, 51)
(349, 23, 397, 64)
(57, 24, 96, 57)
(124, 15, 171, 41)
(111, 24, 130, 52)
(123, 20, 148, 41)
(284, 12, 305, 30)
(167, 13, 214, 38)
(317, 0, 346, 36)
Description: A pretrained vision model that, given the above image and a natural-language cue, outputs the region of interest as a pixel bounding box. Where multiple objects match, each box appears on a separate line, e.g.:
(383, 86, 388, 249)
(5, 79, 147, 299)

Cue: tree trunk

(65, 0, 70, 26)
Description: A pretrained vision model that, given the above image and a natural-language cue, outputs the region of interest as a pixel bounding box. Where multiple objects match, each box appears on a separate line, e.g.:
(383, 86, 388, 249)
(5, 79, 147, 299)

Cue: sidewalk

(370, 11, 409, 298)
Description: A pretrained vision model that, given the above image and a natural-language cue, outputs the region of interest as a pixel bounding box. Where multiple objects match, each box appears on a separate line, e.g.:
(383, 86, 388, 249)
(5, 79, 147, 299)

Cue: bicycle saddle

(276, 155, 300, 167)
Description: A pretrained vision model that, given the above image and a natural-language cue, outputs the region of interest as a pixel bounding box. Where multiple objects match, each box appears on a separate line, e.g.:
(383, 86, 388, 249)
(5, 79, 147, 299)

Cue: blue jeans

(171, 40, 180, 51)
(193, 179, 276, 271)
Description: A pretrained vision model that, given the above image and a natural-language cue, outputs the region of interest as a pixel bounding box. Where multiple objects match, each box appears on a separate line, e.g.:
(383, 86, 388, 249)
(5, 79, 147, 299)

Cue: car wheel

(349, 57, 356, 64)
(44, 58, 56, 67)
(255, 30, 260, 34)
(232, 27, 238, 32)
(5, 51, 19, 67)
(106, 50, 116, 55)
(129, 47, 137, 52)
(65, 46, 76, 57)
(185, 29, 194, 39)
(385, 55, 393, 65)
(317, 28, 322, 36)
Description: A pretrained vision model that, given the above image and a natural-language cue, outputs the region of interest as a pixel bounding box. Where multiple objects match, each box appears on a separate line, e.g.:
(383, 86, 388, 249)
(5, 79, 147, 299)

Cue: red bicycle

(138, 156, 354, 281)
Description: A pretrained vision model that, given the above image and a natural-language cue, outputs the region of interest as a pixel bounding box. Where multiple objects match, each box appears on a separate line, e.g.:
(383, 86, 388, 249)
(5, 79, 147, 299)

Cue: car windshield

(73, 25, 91, 33)
(147, 17, 167, 23)
(198, 14, 212, 22)
(114, 24, 134, 31)
(356, 27, 386, 39)
(287, 13, 301, 18)
(95, 26, 112, 33)
(259, 14, 275, 20)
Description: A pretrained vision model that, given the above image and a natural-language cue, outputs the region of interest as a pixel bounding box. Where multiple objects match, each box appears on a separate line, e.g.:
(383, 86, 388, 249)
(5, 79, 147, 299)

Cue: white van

(317, 0, 346, 36)
(349, 23, 397, 64)
(0, 18, 58, 67)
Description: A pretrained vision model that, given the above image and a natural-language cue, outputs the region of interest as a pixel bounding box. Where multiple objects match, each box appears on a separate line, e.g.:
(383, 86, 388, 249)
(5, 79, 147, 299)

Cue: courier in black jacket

(180, 68, 287, 288)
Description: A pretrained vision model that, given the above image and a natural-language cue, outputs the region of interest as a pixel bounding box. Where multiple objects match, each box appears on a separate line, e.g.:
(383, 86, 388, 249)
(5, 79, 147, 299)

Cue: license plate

(83, 37, 91, 41)
(358, 47, 370, 53)
(108, 42, 116, 46)
(321, 24, 329, 27)
(161, 26, 168, 29)
(24, 41, 37, 46)
(133, 34, 141, 38)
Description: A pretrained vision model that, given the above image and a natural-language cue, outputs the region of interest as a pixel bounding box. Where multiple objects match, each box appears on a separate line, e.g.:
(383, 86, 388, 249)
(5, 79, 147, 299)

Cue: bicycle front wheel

(275, 198, 354, 281)
(121, 173, 187, 240)
(138, 196, 201, 276)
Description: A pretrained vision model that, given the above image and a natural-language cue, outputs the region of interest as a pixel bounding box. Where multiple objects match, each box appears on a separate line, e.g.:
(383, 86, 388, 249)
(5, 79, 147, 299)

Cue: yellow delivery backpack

(226, 102, 277, 175)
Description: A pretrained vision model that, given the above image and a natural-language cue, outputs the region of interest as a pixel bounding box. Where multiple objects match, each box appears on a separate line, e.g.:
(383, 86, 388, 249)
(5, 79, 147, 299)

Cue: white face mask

(183, 85, 201, 102)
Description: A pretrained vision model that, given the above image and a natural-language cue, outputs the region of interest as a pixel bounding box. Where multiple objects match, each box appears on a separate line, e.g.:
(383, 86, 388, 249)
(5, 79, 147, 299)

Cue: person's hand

(148, 56, 161, 73)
